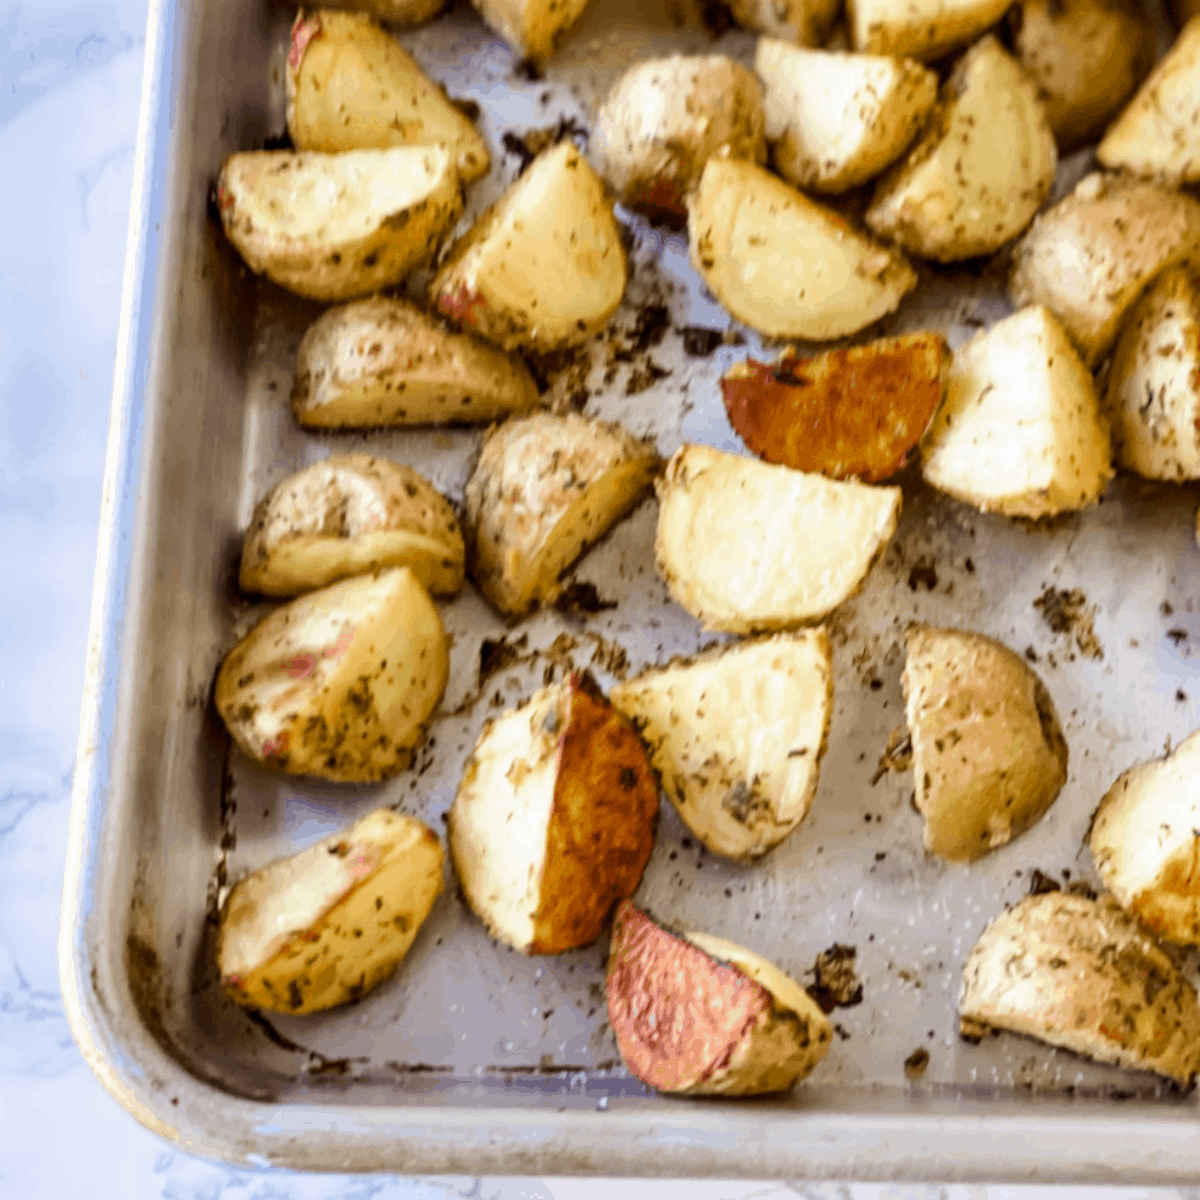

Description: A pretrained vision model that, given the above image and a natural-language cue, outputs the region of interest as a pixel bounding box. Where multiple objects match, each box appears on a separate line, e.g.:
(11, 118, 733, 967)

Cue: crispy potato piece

(722, 334, 949, 483)
(217, 809, 443, 1015)
(470, 0, 591, 62)
(606, 902, 833, 1095)
(291, 297, 540, 429)
(655, 444, 901, 634)
(689, 155, 916, 340)
(449, 675, 658, 954)
(317, 0, 445, 27)
(1012, 0, 1155, 151)
(1009, 172, 1200, 369)
(848, 0, 1013, 60)
(959, 892, 1200, 1085)
(463, 412, 657, 619)
(610, 632, 833, 862)
(755, 41, 937, 195)
(238, 454, 464, 598)
(594, 55, 766, 225)
(1090, 729, 1200, 945)
(286, 10, 489, 182)
(214, 567, 448, 782)
(921, 307, 1113, 517)
(904, 626, 1068, 862)
(217, 147, 461, 303)
(431, 142, 626, 352)
(728, 0, 840, 44)
(865, 37, 1057, 263)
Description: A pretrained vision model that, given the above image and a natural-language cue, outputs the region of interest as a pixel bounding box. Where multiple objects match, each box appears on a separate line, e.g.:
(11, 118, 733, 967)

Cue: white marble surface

(0, 0, 1192, 1195)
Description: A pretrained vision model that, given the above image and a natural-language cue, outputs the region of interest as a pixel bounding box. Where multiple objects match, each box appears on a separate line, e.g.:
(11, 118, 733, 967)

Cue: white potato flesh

(755, 40, 937, 195)
(214, 567, 448, 782)
(920, 306, 1113, 517)
(1103, 268, 1200, 481)
(1090, 729, 1200, 945)
(655, 444, 902, 634)
(689, 155, 916, 340)
(470, 0, 592, 63)
(865, 37, 1056, 263)
(238, 454, 464, 598)
(431, 142, 627, 352)
(728, 0, 840, 44)
(1098, 18, 1200, 184)
(217, 147, 461, 303)
(848, 0, 1013, 60)
(1009, 172, 1200, 369)
(611, 632, 833, 861)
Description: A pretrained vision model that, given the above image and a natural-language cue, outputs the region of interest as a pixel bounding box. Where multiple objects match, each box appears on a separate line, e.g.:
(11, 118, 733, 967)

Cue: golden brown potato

(218, 809, 443, 1015)
(290, 297, 540, 429)
(960, 892, 1200, 1085)
(903, 627, 1068, 862)
(214, 567, 448, 782)
(607, 901, 833, 1095)
(286, 10, 489, 182)
(448, 674, 659, 955)
(470, 0, 592, 62)
(238, 455, 464, 599)
(848, 0, 1013, 60)
(729, 0, 840, 44)
(317, 0, 445, 28)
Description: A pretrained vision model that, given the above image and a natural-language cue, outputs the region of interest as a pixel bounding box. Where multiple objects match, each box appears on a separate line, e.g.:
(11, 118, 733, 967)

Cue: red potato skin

(435, 284, 487, 331)
(290, 11, 322, 68)
(722, 334, 950, 483)
(606, 901, 773, 1091)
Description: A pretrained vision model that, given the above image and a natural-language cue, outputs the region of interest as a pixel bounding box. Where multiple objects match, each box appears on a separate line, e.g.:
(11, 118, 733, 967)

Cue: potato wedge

(1089, 730, 1200, 945)
(655, 444, 901, 634)
(218, 809, 443, 1015)
(317, 0, 445, 28)
(286, 10, 489, 182)
(1103, 268, 1200, 481)
(463, 412, 657, 619)
(1013, 0, 1155, 151)
(959, 892, 1200, 1085)
(903, 626, 1068, 862)
(865, 37, 1056, 263)
(689, 155, 916, 340)
(594, 55, 766, 225)
(1009, 172, 1200, 369)
(214, 567, 448, 782)
(920, 307, 1113, 517)
(470, 0, 591, 63)
(728, 0, 840, 45)
(448, 674, 658, 955)
(610, 632, 832, 862)
(755, 41, 937, 195)
(848, 0, 1013, 60)
(431, 142, 626, 352)
(291, 296, 540, 429)
(238, 454, 464, 598)
(217, 147, 461, 303)
(606, 901, 833, 1095)
(722, 334, 950, 483)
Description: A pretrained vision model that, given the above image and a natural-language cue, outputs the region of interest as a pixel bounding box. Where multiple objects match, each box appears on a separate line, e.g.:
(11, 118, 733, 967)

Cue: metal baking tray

(59, 0, 1200, 1179)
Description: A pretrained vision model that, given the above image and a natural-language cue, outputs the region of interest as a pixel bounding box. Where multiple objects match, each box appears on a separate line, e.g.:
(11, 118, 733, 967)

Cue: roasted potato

(470, 0, 592, 63)
(1090, 729, 1200, 945)
(1098, 18, 1200, 184)
(921, 307, 1113, 517)
(463, 412, 657, 619)
(217, 147, 461, 303)
(1009, 172, 1200, 369)
(728, 0, 840, 44)
(1103, 268, 1200, 481)
(594, 55, 766, 225)
(848, 0, 1013, 60)
(655, 444, 902, 634)
(865, 37, 1056, 263)
(611, 631, 833, 862)
(290, 297, 540, 429)
(606, 901, 833, 1095)
(960, 892, 1200, 1085)
(238, 455, 464, 598)
(689, 155, 916, 340)
(722, 334, 950, 483)
(431, 142, 626, 352)
(448, 674, 659, 955)
(286, 10, 490, 182)
(214, 567, 447, 782)
(903, 627, 1068, 862)
(1012, 0, 1155, 152)
(317, 0, 445, 28)
(217, 808, 443, 1015)
(755, 41, 937, 195)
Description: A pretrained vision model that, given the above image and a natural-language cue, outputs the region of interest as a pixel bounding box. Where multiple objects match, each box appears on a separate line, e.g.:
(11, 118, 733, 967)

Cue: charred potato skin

(959, 892, 1200, 1085)
(848, 0, 1013, 60)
